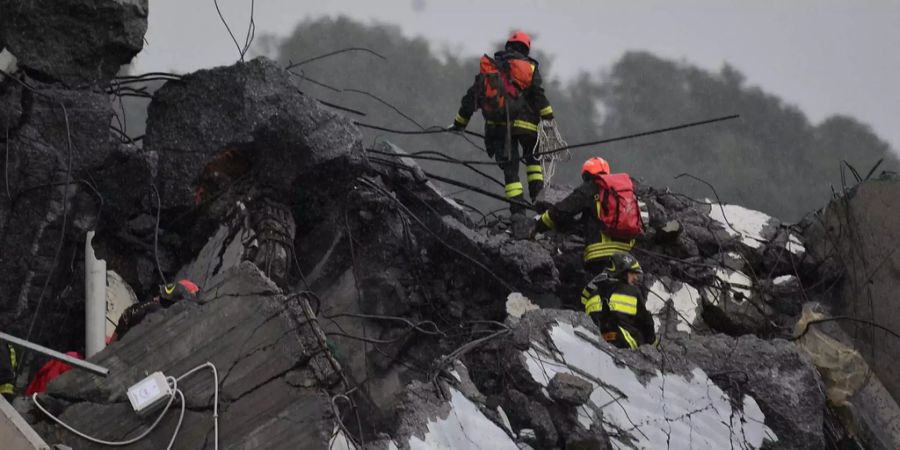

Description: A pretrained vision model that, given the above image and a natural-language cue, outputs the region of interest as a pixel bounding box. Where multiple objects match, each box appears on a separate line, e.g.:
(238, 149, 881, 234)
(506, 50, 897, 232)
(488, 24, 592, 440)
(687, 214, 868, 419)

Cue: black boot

(528, 180, 544, 202)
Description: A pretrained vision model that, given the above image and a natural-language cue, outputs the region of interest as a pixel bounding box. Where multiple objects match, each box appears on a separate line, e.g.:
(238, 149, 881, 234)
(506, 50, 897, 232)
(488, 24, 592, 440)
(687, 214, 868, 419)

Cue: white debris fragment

(715, 268, 753, 300)
(787, 233, 806, 254)
(647, 279, 701, 332)
(497, 406, 514, 435)
(448, 369, 462, 383)
(708, 203, 805, 255)
(506, 292, 540, 319)
(708, 203, 773, 249)
(518, 428, 536, 441)
(329, 426, 357, 450)
(639, 200, 650, 225)
(774, 275, 797, 286)
(523, 322, 777, 449)
(408, 389, 519, 450)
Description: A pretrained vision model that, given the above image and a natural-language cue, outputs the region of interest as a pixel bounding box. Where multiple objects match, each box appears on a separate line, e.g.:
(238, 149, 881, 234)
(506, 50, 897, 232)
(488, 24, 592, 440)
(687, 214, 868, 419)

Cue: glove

(585, 272, 613, 295)
(541, 114, 555, 122)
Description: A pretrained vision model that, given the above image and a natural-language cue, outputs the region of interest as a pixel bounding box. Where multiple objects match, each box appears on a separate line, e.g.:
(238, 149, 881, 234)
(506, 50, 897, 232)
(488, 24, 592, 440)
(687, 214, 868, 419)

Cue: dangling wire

(533, 119, 570, 183)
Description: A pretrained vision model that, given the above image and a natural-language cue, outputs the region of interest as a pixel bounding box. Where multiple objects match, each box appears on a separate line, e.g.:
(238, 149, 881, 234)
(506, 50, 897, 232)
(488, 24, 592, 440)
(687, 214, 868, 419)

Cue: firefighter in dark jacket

(450, 31, 554, 213)
(111, 279, 199, 341)
(0, 343, 17, 401)
(531, 157, 635, 272)
(582, 252, 656, 349)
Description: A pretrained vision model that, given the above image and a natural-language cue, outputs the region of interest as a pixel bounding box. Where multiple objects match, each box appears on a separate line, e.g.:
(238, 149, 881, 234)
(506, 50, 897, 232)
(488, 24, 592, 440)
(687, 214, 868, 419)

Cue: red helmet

(582, 157, 610, 177)
(159, 279, 200, 302)
(507, 31, 531, 50)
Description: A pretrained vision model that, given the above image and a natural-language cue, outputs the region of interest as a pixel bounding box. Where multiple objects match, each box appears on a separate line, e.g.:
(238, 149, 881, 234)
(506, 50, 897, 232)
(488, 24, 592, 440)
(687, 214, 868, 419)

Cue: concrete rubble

(1, 3, 900, 449)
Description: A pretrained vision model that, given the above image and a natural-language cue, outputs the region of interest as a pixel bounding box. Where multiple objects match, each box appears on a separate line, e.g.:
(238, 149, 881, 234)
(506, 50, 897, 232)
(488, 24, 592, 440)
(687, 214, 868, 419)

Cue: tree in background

(595, 51, 897, 220)
(255, 17, 897, 222)
(256, 16, 600, 220)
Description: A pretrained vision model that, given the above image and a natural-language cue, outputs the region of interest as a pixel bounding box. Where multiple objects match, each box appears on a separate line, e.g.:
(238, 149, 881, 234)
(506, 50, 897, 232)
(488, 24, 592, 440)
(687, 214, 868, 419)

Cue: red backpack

(479, 54, 534, 114)
(593, 173, 644, 240)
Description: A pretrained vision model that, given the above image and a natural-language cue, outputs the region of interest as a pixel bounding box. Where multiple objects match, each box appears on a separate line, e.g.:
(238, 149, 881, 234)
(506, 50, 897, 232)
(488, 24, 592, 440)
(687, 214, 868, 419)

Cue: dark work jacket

(535, 179, 635, 263)
(0, 344, 15, 395)
(113, 301, 165, 340)
(454, 50, 553, 135)
(591, 282, 656, 346)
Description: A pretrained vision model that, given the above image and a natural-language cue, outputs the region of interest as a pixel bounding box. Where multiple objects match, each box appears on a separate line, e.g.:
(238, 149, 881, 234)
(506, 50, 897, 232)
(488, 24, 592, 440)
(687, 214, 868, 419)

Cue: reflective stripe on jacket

(536, 180, 635, 263)
(582, 282, 655, 348)
(455, 50, 553, 134)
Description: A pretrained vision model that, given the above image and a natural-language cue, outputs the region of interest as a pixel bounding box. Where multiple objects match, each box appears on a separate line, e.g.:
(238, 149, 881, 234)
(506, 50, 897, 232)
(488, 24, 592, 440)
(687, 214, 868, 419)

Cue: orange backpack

(479, 54, 534, 113)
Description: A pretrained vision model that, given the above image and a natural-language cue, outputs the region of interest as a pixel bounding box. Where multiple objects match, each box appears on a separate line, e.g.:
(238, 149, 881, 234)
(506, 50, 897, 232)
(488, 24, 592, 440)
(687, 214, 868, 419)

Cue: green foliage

(259, 18, 896, 222)
(597, 51, 897, 220)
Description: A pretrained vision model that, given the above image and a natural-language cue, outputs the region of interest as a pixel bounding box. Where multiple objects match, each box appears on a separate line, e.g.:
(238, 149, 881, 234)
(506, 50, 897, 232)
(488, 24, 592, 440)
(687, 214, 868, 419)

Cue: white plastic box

(126, 372, 172, 416)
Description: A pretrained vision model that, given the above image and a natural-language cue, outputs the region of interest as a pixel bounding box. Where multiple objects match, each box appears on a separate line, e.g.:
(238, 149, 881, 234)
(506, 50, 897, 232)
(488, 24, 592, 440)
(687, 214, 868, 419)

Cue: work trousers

(485, 127, 544, 214)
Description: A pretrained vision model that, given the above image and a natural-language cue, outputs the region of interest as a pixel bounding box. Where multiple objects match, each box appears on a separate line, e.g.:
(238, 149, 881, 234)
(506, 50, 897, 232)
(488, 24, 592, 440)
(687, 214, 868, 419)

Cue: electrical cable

(149, 184, 168, 285)
(366, 156, 534, 211)
(421, 169, 535, 212)
(358, 115, 740, 162)
(24, 102, 74, 343)
(285, 47, 387, 70)
(357, 177, 514, 291)
(366, 147, 499, 166)
(323, 313, 445, 337)
(410, 150, 502, 186)
(344, 88, 425, 130)
(213, 0, 245, 62)
(32, 376, 180, 446)
(366, 148, 503, 186)
(239, 0, 256, 59)
(166, 389, 187, 450)
(355, 121, 485, 140)
(175, 362, 220, 450)
(112, 72, 182, 82)
(531, 114, 740, 158)
(791, 316, 900, 342)
(33, 363, 219, 448)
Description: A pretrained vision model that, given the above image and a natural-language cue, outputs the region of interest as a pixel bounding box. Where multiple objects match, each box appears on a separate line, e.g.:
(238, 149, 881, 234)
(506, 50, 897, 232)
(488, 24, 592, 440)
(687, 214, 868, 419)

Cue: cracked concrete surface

(4, 5, 900, 448)
(34, 263, 339, 449)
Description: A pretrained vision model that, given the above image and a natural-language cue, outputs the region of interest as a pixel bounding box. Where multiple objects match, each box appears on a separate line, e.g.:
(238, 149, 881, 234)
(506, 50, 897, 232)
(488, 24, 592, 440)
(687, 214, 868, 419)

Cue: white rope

(533, 119, 570, 183)
(32, 361, 219, 449)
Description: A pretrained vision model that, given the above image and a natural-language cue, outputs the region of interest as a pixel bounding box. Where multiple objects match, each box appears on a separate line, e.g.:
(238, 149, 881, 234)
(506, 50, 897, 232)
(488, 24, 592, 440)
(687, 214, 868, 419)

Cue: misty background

(120, 1, 900, 222)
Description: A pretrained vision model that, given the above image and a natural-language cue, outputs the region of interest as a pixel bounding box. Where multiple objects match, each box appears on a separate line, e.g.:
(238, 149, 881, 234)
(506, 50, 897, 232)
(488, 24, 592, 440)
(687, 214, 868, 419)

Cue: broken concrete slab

(475, 309, 825, 450)
(547, 372, 592, 406)
(0, 0, 148, 84)
(393, 381, 519, 450)
(802, 178, 900, 405)
(440, 216, 559, 296)
(144, 57, 363, 209)
(34, 262, 341, 449)
(0, 397, 49, 450)
(0, 79, 113, 343)
(104, 270, 137, 339)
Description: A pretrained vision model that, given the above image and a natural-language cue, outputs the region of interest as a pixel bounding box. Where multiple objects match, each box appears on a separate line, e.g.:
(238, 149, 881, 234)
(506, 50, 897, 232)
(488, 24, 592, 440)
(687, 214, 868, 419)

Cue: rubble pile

(2, 3, 900, 449)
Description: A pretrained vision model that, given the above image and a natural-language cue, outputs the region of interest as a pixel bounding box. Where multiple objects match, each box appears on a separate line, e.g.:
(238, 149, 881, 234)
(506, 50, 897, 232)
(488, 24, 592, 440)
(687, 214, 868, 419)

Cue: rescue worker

(111, 279, 199, 341)
(531, 157, 635, 272)
(581, 252, 655, 349)
(450, 31, 555, 214)
(0, 343, 17, 401)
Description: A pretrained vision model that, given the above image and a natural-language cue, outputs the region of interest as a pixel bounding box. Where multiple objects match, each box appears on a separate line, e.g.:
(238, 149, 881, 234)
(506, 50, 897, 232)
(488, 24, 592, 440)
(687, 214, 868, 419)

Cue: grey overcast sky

(135, 0, 900, 152)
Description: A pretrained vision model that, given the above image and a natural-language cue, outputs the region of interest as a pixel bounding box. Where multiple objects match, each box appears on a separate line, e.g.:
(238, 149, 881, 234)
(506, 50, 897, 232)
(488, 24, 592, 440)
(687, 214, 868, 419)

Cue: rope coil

(533, 119, 570, 183)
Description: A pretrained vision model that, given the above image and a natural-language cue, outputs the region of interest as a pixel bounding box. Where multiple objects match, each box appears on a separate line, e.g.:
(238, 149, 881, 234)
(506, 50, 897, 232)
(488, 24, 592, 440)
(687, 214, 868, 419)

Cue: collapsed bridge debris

(2, 4, 900, 449)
